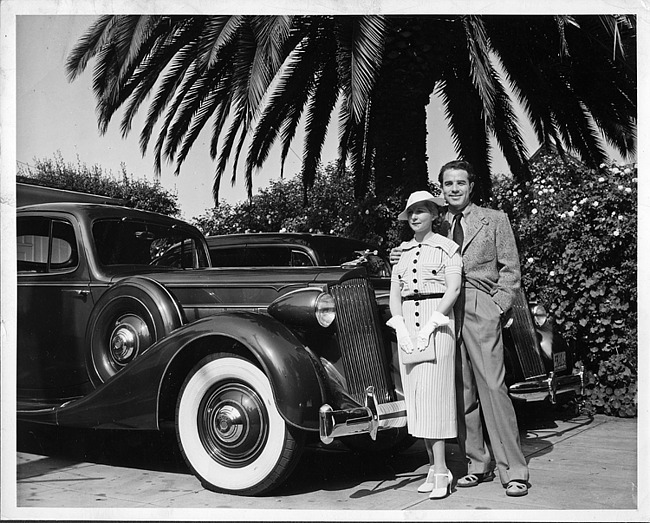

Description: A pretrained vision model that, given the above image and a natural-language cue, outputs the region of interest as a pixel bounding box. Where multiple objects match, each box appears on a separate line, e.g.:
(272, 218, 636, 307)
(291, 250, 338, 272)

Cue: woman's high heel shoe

(429, 469, 453, 499)
(417, 467, 436, 493)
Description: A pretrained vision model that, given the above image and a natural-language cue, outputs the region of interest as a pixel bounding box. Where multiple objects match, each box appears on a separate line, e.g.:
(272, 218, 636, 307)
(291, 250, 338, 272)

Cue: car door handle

(75, 290, 90, 299)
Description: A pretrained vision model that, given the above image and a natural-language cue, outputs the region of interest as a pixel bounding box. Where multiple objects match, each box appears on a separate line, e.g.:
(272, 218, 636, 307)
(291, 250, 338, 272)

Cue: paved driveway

(7, 405, 642, 520)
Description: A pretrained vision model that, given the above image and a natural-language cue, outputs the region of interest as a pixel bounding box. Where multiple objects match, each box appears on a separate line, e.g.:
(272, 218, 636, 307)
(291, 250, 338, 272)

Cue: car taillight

(531, 304, 548, 327)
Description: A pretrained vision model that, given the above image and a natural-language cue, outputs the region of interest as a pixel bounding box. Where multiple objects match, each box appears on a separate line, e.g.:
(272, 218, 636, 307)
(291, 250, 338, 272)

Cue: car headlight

(315, 293, 336, 327)
(268, 288, 336, 328)
(531, 304, 548, 327)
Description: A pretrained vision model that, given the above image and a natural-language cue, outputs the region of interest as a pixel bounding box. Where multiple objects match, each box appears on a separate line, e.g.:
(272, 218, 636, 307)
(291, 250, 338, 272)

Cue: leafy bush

(192, 163, 398, 249)
(191, 162, 441, 251)
(491, 151, 637, 417)
(17, 152, 180, 216)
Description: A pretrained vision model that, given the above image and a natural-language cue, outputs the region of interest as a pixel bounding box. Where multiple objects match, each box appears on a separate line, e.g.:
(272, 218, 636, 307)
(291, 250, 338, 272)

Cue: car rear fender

(54, 312, 327, 431)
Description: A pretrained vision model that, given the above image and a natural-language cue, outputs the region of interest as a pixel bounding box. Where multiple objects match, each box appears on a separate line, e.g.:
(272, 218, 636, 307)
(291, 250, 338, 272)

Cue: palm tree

(66, 14, 636, 206)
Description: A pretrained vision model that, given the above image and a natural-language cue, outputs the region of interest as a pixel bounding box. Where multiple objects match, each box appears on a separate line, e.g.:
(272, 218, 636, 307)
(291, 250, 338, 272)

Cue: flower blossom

(613, 229, 620, 236)
(598, 177, 605, 182)
(532, 208, 538, 214)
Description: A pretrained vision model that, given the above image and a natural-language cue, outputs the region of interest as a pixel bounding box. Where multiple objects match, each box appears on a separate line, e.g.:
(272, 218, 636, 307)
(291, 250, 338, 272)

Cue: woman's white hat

(397, 190, 446, 220)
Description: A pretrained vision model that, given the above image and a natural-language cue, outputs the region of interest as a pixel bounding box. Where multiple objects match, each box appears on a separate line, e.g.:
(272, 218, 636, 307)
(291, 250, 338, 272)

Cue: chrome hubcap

(109, 314, 150, 367)
(198, 382, 268, 467)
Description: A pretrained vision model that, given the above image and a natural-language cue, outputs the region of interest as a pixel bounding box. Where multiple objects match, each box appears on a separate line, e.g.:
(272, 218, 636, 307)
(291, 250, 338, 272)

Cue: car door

(17, 213, 94, 400)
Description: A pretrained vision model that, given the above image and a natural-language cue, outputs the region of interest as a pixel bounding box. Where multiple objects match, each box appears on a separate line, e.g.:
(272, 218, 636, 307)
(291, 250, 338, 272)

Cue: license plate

(553, 352, 567, 372)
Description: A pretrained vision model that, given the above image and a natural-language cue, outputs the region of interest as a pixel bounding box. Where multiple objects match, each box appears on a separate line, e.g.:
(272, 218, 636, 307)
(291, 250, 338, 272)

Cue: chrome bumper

(319, 386, 407, 444)
(509, 365, 585, 404)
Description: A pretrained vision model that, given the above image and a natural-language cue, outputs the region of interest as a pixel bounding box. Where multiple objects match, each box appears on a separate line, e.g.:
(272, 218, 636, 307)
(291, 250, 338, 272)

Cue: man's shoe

(505, 480, 529, 497)
(456, 471, 494, 488)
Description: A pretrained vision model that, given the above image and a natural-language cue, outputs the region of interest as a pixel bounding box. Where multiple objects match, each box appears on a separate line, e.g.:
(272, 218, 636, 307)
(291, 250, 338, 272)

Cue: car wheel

(176, 354, 305, 496)
(86, 277, 183, 385)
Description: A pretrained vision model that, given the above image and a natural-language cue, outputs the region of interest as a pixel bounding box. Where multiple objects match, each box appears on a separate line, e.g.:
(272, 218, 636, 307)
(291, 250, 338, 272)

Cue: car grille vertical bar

(508, 288, 545, 378)
(329, 277, 395, 404)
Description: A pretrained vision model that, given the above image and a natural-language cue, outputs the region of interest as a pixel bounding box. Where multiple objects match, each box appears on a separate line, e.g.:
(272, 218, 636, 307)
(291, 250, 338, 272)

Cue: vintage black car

(206, 232, 391, 275)
(16, 183, 583, 496)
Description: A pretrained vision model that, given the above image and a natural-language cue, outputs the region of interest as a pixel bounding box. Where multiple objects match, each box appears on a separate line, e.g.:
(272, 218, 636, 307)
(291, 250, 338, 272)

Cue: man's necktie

(453, 213, 464, 249)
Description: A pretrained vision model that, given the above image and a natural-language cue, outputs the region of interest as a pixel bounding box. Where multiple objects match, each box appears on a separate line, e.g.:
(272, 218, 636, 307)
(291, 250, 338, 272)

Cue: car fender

(54, 312, 327, 431)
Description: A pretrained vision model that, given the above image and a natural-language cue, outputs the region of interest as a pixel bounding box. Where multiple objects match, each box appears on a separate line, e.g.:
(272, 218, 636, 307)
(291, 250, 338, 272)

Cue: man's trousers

(455, 287, 529, 485)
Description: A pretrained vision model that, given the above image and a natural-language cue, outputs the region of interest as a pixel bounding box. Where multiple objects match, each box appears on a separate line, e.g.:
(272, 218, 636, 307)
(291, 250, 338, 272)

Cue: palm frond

(65, 15, 116, 81)
(347, 16, 386, 123)
(462, 16, 497, 117)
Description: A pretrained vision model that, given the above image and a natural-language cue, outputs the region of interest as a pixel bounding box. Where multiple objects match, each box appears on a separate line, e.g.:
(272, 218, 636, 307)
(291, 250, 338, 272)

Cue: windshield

(309, 238, 391, 277)
(92, 218, 209, 268)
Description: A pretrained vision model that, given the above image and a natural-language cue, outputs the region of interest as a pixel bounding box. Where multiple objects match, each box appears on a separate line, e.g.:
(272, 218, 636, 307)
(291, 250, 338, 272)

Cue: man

(391, 160, 530, 497)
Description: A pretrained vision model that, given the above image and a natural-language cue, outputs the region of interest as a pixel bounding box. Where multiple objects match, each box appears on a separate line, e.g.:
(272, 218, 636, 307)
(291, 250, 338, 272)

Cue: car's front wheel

(176, 354, 304, 496)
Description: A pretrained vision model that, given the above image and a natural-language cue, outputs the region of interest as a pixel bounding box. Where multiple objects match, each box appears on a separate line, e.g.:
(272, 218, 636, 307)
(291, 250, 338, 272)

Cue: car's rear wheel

(86, 277, 183, 385)
(176, 354, 305, 496)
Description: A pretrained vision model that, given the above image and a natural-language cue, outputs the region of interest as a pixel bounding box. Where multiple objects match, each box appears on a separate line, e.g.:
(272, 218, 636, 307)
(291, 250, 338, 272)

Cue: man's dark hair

(438, 160, 476, 185)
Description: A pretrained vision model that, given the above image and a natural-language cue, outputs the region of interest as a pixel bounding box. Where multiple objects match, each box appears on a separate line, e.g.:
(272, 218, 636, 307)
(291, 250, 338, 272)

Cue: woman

(387, 190, 462, 499)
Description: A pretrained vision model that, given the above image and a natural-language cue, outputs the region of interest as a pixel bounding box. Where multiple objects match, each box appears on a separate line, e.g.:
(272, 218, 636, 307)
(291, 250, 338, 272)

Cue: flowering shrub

(491, 151, 637, 417)
(18, 152, 180, 216)
(191, 163, 418, 251)
(191, 162, 442, 252)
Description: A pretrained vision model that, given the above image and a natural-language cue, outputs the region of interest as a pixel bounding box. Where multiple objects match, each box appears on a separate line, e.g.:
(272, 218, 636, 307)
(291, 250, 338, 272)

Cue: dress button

(418, 244, 422, 248)
(413, 259, 417, 264)
(415, 312, 419, 317)
(412, 268, 417, 273)
(413, 279, 417, 284)
(415, 302, 420, 306)
(414, 289, 419, 293)
(415, 322, 420, 328)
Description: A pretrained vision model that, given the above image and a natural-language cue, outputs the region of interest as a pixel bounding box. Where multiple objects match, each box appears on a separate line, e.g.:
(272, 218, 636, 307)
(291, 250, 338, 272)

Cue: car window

(92, 218, 209, 268)
(210, 246, 247, 267)
(247, 246, 292, 267)
(291, 249, 314, 267)
(17, 217, 78, 273)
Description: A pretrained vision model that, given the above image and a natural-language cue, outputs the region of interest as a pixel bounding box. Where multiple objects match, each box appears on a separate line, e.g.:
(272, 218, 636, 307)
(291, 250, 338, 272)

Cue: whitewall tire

(176, 354, 304, 496)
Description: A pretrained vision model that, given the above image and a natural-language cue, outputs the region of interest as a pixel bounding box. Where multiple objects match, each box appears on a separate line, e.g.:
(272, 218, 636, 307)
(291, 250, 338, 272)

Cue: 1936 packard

(16, 183, 583, 496)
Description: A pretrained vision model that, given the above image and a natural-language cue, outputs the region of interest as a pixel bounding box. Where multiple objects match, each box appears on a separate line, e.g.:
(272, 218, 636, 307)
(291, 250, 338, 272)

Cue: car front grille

(329, 276, 395, 405)
(508, 288, 546, 378)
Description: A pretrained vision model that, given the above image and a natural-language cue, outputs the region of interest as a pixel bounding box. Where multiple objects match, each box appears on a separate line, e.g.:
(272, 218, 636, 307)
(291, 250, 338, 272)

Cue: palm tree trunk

(369, 18, 440, 203)
(370, 77, 431, 202)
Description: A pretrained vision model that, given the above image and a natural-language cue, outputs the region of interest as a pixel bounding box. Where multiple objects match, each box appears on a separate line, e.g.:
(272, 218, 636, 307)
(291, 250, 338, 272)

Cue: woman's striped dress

(391, 233, 462, 439)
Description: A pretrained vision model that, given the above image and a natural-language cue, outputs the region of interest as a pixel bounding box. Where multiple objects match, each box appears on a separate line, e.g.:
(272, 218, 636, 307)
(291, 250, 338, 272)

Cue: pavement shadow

(16, 399, 593, 496)
(17, 422, 187, 477)
(515, 400, 595, 461)
(278, 399, 594, 497)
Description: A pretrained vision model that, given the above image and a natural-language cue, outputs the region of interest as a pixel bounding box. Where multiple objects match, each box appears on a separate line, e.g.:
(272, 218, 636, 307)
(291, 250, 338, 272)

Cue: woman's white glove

(386, 315, 414, 354)
(416, 311, 450, 351)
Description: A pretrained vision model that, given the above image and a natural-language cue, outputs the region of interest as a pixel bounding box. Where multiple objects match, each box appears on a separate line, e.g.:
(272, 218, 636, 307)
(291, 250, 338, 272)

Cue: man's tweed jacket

(443, 202, 521, 312)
